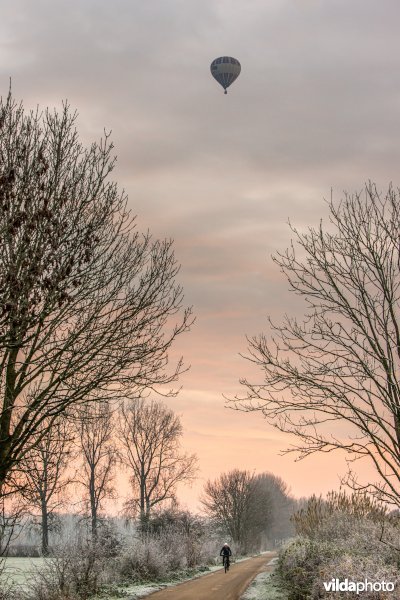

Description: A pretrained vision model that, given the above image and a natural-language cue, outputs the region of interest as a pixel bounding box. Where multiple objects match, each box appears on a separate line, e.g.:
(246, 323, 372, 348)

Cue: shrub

(279, 491, 400, 600)
(314, 554, 400, 599)
(141, 508, 212, 571)
(25, 535, 110, 600)
(116, 517, 218, 584)
(117, 536, 169, 582)
(292, 491, 387, 539)
(278, 537, 339, 600)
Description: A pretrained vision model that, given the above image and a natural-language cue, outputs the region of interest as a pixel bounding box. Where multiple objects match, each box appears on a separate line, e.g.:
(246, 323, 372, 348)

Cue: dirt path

(147, 552, 277, 600)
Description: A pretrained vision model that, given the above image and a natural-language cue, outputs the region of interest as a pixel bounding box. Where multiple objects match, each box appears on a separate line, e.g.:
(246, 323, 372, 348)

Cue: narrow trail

(147, 552, 277, 600)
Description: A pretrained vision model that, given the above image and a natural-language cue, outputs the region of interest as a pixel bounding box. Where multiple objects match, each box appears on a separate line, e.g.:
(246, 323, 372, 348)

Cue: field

(0, 557, 46, 589)
(0, 556, 164, 599)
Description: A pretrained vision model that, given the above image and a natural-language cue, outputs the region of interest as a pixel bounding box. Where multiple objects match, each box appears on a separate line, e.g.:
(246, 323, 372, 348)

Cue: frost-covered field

(0, 558, 165, 600)
(240, 571, 287, 600)
(0, 557, 45, 588)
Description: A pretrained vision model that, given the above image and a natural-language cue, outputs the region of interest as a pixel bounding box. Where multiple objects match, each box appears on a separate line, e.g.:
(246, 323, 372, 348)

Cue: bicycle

(222, 555, 230, 573)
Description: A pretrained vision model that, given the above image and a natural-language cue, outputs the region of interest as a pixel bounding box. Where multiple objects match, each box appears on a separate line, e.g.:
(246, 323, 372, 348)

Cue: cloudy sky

(2, 0, 400, 508)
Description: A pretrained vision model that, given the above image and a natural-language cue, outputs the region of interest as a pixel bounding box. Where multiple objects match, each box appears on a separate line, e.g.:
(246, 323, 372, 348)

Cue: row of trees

(11, 397, 197, 555)
(0, 92, 295, 563)
(16, 401, 295, 556)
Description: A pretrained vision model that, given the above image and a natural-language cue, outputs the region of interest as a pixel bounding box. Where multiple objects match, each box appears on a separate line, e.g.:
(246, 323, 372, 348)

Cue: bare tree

(202, 470, 293, 552)
(233, 183, 400, 506)
(19, 418, 74, 555)
(75, 401, 116, 539)
(252, 473, 295, 545)
(118, 398, 197, 523)
(0, 93, 191, 496)
(201, 469, 257, 552)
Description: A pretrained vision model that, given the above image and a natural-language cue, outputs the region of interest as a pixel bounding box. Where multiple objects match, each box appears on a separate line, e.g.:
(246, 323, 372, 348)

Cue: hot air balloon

(210, 56, 241, 94)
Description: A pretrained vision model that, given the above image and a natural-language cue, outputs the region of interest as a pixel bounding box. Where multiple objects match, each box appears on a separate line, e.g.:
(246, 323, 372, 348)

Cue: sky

(2, 0, 400, 510)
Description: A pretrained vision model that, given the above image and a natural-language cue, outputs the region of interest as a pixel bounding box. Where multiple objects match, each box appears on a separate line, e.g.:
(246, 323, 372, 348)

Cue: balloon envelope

(210, 57, 241, 93)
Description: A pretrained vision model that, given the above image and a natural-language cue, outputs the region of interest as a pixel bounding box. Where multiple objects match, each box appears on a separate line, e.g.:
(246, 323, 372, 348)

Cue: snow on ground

(109, 583, 164, 598)
(240, 571, 287, 600)
(240, 558, 287, 600)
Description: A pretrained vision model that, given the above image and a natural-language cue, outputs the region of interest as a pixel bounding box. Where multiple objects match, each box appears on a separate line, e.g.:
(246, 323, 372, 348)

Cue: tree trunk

(90, 467, 97, 539)
(41, 500, 49, 556)
(139, 468, 146, 525)
(0, 347, 19, 491)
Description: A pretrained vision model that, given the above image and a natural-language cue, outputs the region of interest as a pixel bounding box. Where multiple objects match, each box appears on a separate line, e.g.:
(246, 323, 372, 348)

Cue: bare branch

(74, 400, 116, 539)
(118, 397, 197, 523)
(0, 93, 192, 495)
(231, 184, 400, 506)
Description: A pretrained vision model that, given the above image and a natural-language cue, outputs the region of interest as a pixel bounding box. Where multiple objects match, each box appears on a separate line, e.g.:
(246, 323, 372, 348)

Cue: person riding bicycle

(220, 542, 232, 566)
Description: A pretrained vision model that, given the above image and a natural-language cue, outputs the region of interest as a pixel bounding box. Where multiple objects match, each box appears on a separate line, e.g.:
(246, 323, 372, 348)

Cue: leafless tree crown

(0, 93, 192, 493)
(201, 469, 256, 551)
(119, 397, 197, 521)
(75, 401, 116, 538)
(233, 184, 400, 505)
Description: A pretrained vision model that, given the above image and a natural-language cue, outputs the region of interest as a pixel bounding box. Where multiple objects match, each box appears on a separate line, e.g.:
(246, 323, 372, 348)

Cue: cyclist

(220, 542, 232, 570)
